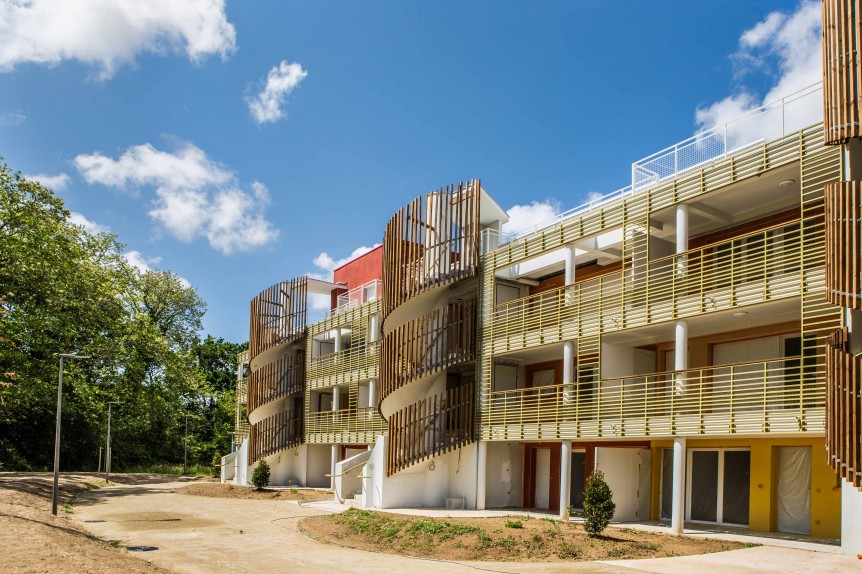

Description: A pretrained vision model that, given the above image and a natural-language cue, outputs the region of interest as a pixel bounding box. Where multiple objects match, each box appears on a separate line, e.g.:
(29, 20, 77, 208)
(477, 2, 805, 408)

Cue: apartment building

(227, 0, 862, 554)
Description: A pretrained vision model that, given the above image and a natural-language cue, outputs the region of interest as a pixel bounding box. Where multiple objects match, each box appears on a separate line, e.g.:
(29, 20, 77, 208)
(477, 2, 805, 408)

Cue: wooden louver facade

(249, 277, 308, 362)
(386, 383, 474, 475)
(247, 351, 305, 412)
(249, 411, 303, 463)
(826, 327, 862, 488)
(380, 298, 477, 400)
(825, 181, 862, 310)
(381, 180, 481, 319)
(823, 0, 862, 144)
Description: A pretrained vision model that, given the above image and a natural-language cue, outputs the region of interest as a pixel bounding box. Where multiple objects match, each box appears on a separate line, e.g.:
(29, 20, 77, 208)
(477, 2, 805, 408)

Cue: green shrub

(211, 453, 221, 478)
(505, 519, 523, 529)
(251, 460, 271, 490)
(582, 470, 615, 537)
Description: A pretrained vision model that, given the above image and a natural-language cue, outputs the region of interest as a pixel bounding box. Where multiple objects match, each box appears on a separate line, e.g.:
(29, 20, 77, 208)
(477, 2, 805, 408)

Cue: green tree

(582, 470, 616, 537)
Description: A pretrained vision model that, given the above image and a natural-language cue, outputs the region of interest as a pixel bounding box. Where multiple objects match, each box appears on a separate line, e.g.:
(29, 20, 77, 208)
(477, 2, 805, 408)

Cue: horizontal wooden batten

(249, 411, 303, 463)
(826, 327, 862, 488)
(305, 407, 387, 444)
(247, 351, 305, 413)
(825, 181, 862, 309)
(823, 0, 862, 144)
(380, 298, 477, 400)
(249, 277, 308, 361)
(387, 383, 474, 475)
(382, 180, 480, 318)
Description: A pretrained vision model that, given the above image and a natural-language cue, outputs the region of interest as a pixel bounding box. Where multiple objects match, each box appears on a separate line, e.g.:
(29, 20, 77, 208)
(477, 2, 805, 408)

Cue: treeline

(0, 161, 244, 473)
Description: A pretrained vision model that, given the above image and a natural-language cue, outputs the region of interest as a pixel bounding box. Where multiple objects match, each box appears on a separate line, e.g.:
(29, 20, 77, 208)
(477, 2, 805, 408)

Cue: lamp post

(105, 401, 118, 483)
(183, 414, 191, 475)
(52, 353, 91, 516)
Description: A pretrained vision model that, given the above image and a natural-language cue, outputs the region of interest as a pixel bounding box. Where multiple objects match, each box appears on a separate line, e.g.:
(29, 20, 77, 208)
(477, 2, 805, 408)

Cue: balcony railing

(387, 383, 474, 475)
(825, 181, 862, 310)
(382, 180, 481, 317)
(305, 407, 387, 442)
(483, 357, 823, 441)
(826, 328, 862, 488)
(247, 352, 305, 413)
(380, 298, 477, 399)
(249, 277, 308, 361)
(249, 411, 303, 463)
(331, 279, 383, 316)
(490, 220, 810, 353)
(307, 341, 380, 388)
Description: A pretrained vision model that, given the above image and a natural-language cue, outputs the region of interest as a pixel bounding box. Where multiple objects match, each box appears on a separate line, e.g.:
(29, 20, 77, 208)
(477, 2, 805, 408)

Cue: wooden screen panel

(380, 298, 477, 400)
(823, 0, 862, 144)
(247, 351, 305, 412)
(249, 410, 303, 463)
(386, 382, 475, 475)
(825, 181, 862, 309)
(826, 327, 862, 488)
(249, 276, 308, 361)
(382, 180, 481, 319)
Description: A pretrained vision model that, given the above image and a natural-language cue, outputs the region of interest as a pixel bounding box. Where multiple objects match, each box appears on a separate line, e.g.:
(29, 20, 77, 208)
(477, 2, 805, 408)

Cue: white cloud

(695, 1, 821, 131)
(24, 172, 70, 191)
(75, 142, 279, 255)
(501, 200, 561, 235)
(0, 0, 236, 79)
(0, 110, 25, 126)
(68, 211, 109, 235)
(247, 61, 308, 124)
(123, 249, 191, 288)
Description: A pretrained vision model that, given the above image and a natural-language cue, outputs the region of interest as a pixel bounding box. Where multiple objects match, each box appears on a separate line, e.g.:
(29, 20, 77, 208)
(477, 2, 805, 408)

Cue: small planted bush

(505, 519, 523, 529)
(582, 470, 615, 537)
(251, 459, 271, 490)
(211, 453, 221, 478)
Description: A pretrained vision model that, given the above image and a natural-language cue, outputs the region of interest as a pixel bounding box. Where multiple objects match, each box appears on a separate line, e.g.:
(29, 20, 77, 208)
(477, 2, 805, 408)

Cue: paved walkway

(73, 480, 858, 574)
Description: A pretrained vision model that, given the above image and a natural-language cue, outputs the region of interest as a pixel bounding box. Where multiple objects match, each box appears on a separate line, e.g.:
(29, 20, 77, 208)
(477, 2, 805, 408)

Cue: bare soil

(173, 482, 332, 501)
(0, 472, 181, 573)
(299, 509, 751, 562)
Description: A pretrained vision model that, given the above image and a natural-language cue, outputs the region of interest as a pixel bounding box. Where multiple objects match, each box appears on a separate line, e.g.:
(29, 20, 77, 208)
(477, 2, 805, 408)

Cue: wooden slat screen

(380, 298, 477, 400)
(823, 0, 862, 144)
(382, 180, 481, 319)
(826, 327, 862, 488)
(249, 276, 308, 361)
(386, 383, 474, 475)
(249, 410, 303, 463)
(247, 351, 305, 412)
(825, 181, 862, 309)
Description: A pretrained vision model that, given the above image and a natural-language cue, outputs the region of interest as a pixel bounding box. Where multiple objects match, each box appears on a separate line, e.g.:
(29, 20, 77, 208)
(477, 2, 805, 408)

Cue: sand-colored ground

(173, 482, 331, 501)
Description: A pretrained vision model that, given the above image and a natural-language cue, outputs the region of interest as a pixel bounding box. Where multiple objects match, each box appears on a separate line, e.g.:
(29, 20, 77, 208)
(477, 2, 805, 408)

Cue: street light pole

(52, 353, 91, 516)
(183, 414, 191, 475)
(105, 401, 118, 483)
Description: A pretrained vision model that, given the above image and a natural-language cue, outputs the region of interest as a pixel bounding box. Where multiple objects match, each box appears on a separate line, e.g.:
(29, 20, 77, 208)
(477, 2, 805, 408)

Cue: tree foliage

(251, 460, 270, 490)
(582, 470, 616, 537)
(0, 161, 243, 472)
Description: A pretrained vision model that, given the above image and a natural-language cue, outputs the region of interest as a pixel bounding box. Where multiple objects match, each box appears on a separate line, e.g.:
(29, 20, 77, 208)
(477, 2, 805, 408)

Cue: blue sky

(0, 1, 819, 343)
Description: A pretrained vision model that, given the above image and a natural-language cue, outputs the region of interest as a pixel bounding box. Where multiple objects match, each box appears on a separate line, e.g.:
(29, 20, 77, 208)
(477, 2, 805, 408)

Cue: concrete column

(671, 437, 686, 534)
(674, 320, 688, 394)
(564, 243, 577, 285)
(563, 243, 576, 403)
(331, 444, 339, 491)
(476, 441, 487, 510)
(334, 328, 343, 352)
(676, 204, 688, 253)
(368, 378, 378, 408)
(560, 442, 572, 520)
(369, 314, 380, 343)
(332, 386, 341, 411)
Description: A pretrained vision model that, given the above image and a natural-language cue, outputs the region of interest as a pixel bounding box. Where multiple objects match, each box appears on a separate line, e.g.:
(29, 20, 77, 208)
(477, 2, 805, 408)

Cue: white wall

(485, 442, 523, 508)
(306, 444, 331, 488)
(448, 442, 478, 509)
(335, 450, 371, 502)
(493, 363, 520, 392)
(220, 452, 237, 482)
(595, 447, 651, 522)
(601, 343, 656, 379)
(235, 438, 249, 486)
(535, 448, 551, 509)
(842, 479, 862, 555)
(260, 445, 308, 486)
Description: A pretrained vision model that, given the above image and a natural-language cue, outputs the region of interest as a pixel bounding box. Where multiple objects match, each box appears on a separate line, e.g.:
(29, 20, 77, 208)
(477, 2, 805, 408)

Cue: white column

(563, 243, 576, 402)
(560, 442, 571, 520)
(674, 320, 688, 394)
(368, 378, 378, 408)
(676, 204, 688, 253)
(671, 437, 686, 534)
(564, 243, 577, 285)
(334, 327, 343, 352)
(332, 386, 341, 411)
(476, 441, 487, 510)
(331, 444, 339, 492)
(369, 313, 380, 342)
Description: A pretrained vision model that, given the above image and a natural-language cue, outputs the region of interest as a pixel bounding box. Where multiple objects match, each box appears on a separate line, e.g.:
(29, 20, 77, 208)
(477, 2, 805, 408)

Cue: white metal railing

(632, 82, 823, 190)
(330, 279, 382, 316)
(482, 83, 824, 256)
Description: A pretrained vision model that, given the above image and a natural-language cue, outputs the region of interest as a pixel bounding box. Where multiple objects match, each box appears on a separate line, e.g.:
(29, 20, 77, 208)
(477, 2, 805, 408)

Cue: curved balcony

(380, 298, 476, 403)
(382, 180, 480, 319)
(387, 383, 474, 475)
(825, 181, 862, 310)
(249, 277, 308, 366)
(490, 220, 807, 355)
(823, 1, 860, 144)
(249, 411, 303, 463)
(826, 327, 862, 488)
(247, 352, 304, 413)
(482, 357, 824, 441)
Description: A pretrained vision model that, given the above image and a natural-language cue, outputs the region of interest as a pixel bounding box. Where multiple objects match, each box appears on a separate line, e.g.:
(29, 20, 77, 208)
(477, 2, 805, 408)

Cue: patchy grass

(300, 509, 752, 562)
(174, 482, 330, 501)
